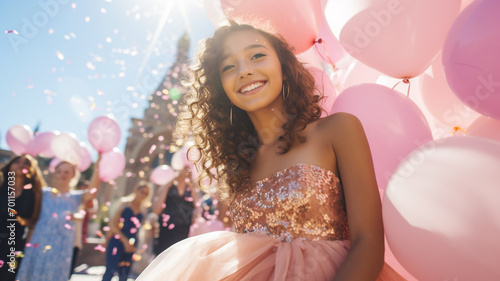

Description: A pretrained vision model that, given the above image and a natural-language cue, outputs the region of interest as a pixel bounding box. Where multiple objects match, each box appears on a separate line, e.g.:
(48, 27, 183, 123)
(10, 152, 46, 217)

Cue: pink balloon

(150, 165, 177, 186)
(340, 60, 382, 89)
(419, 53, 480, 127)
(220, 0, 323, 54)
(26, 131, 60, 158)
(306, 66, 337, 117)
(461, 0, 475, 10)
(466, 116, 500, 143)
(326, 0, 461, 78)
(49, 158, 61, 173)
(88, 116, 121, 153)
(78, 142, 92, 172)
(50, 133, 82, 166)
(442, 0, 500, 120)
(6, 125, 33, 155)
(171, 146, 192, 171)
(377, 189, 418, 281)
(99, 148, 125, 182)
(330, 84, 433, 190)
(314, 15, 347, 65)
(384, 136, 500, 280)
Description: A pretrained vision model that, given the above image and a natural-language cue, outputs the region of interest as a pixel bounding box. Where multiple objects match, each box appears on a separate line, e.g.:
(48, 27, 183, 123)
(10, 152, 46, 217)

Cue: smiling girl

(137, 21, 404, 281)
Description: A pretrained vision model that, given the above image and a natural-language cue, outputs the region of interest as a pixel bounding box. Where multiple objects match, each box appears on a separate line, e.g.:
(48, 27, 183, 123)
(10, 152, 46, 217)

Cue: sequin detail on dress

(230, 163, 350, 242)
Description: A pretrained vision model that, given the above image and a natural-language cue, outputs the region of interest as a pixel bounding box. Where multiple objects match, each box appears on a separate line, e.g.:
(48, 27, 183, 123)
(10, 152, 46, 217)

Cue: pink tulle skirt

(137, 231, 404, 281)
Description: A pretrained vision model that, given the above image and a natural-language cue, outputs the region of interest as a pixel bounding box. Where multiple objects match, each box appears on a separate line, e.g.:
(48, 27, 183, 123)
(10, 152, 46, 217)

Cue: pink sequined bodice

(230, 163, 350, 242)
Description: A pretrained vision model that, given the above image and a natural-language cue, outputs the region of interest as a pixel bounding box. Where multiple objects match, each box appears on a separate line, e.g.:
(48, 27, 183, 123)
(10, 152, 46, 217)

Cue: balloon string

(314, 38, 342, 90)
(391, 78, 411, 97)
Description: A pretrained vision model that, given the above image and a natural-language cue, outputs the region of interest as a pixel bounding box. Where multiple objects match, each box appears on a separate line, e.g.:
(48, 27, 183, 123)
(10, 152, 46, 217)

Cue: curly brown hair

(175, 21, 323, 200)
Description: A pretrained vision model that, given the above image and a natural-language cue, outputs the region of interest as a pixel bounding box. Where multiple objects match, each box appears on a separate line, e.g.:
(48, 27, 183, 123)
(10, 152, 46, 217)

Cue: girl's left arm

(330, 113, 384, 281)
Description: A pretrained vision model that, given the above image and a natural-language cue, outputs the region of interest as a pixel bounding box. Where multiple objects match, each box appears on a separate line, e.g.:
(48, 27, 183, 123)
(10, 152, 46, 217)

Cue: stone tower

(113, 32, 190, 198)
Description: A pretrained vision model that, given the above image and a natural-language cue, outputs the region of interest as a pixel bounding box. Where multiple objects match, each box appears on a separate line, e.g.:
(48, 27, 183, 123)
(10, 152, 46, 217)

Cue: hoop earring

(282, 80, 289, 101)
(230, 106, 233, 126)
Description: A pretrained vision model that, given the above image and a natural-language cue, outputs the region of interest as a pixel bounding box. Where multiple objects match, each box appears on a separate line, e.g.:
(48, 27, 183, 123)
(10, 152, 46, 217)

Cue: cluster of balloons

(211, 0, 500, 280)
(6, 115, 124, 183)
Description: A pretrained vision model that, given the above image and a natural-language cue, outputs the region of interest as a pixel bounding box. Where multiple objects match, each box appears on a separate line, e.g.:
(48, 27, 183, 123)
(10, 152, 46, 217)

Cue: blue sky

(0, 0, 215, 160)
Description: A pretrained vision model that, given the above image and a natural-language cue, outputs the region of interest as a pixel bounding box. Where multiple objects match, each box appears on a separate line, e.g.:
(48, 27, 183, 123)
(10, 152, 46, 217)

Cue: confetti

(25, 243, 32, 248)
(90, 187, 97, 194)
(95, 230, 103, 237)
(148, 144, 156, 154)
(0, 260, 4, 268)
(52, 212, 58, 218)
(43, 245, 52, 253)
(132, 254, 142, 261)
(55, 51, 64, 60)
(5, 30, 19, 34)
(168, 224, 175, 230)
(32, 243, 40, 248)
(65, 224, 72, 230)
(112, 247, 117, 255)
(103, 226, 110, 231)
(94, 244, 106, 253)
(130, 228, 137, 234)
(48, 28, 54, 34)
(185, 197, 194, 202)
(114, 234, 120, 239)
(9, 209, 17, 215)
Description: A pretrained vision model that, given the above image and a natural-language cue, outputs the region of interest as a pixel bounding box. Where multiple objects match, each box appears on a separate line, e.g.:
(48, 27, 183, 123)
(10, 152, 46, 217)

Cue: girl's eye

(251, 53, 265, 60)
(221, 65, 234, 72)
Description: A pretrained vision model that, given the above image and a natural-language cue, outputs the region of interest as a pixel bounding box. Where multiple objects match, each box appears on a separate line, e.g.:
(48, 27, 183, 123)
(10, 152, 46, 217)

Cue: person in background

(0, 154, 46, 281)
(17, 158, 101, 281)
(101, 181, 150, 281)
(152, 166, 200, 256)
(69, 180, 99, 277)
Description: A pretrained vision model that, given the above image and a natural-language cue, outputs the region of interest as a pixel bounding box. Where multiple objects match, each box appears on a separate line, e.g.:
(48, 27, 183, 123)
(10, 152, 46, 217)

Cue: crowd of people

(0, 154, 220, 281)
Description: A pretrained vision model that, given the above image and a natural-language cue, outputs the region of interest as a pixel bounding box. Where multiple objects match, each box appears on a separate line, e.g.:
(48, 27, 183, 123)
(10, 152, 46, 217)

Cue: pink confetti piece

(162, 203, 166, 209)
(94, 244, 106, 253)
(0, 260, 4, 268)
(95, 230, 103, 237)
(32, 243, 40, 248)
(106, 201, 111, 206)
(168, 224, 175, 230)
(25, 243, 32, 248)
(114, 234, 120, 239)
(120, 218, 125, 223)
(23, 183, 32, 190)
(148, 144, 156, 155)
(90, 188, 97, 194)
(5, 30, 18, 34)
(162, 214, 170, 222)
(65, 224, 72, 230)
(112, 247, 117, 255)
(141, 244, 148, 250)
(26, 84, 34, 89)
(65, 215, 72, 220)
(130, 228, 137, 234)
(52, 213, 58, 218)
(103, 226, 110, 231)
(185, 197, 194, 202)
(21, 168, 28, 174)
